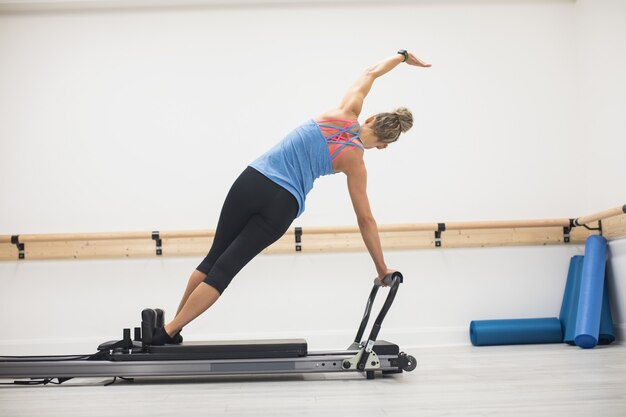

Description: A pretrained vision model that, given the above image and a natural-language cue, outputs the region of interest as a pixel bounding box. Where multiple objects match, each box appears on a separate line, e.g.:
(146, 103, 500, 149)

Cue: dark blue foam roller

(598, 281, 615, 345)
(574, 235, 608, 349)
(560, 256, 584, 344)
(470, 317, 563, 346)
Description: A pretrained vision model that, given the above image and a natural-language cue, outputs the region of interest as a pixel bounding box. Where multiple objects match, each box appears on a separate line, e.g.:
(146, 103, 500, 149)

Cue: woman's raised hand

(406, 52, 431, 67)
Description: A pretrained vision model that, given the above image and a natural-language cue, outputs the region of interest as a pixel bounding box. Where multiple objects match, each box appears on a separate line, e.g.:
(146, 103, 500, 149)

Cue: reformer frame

(0, 272, 416, 384)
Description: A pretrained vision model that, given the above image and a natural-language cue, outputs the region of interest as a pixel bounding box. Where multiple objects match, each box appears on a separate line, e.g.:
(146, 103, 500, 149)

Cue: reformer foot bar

(0, 272, 416, 385)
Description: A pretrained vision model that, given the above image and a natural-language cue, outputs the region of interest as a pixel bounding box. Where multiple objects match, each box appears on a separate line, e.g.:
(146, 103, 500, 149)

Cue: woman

(151, 50, 431, 345)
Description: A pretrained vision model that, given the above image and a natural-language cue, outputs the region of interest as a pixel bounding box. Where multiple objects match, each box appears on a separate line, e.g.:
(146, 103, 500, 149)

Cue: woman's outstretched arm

(339, 52, 431, 118)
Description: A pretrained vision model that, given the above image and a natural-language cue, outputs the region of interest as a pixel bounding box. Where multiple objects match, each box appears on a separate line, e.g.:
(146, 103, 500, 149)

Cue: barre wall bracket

(152, 231, 162, 256)
(435, 223, 446, 247)
(572, 218, 603, 233)
(10, 235, 24, 260)
(295, 227, 302, 252)
(564, 219, 574, 243)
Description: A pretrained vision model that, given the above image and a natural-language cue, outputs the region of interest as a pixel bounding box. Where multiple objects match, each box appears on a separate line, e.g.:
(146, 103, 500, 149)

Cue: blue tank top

(249, 119, 363, 217)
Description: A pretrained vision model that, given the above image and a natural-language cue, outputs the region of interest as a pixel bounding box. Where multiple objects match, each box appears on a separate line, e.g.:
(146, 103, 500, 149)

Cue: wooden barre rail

(8, 230, 218, 244)
(0, 205, 624, 261)
(0, 220, 569, 243)
(574, 205, 626, 227)
(0, 219, 575, 243)
(286, 219, 573, 234)
(3, 205, 623, 244)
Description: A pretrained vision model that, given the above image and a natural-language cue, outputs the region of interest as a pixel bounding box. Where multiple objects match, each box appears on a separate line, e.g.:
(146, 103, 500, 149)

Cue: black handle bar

(353, 271, 403, 371)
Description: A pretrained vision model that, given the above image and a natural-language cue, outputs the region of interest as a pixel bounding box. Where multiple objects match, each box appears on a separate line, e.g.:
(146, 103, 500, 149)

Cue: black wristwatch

(397, 49, 409, 62)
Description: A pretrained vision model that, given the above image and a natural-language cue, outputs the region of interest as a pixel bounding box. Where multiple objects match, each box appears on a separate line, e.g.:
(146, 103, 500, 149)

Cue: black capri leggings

(197, 166, 298, 294)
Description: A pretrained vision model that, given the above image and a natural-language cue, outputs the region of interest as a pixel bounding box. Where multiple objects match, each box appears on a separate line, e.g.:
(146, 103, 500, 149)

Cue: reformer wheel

(398, 352, 417, 372)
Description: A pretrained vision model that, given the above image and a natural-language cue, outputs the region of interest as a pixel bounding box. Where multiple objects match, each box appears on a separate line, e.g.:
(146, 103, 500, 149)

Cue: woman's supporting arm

(345, 158, 389, 278)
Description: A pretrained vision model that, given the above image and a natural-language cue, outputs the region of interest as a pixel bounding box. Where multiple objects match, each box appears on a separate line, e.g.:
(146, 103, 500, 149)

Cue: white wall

(0, 0, 623, 355)
(0, 0, 581, 233)
(575, 0, 626, 214)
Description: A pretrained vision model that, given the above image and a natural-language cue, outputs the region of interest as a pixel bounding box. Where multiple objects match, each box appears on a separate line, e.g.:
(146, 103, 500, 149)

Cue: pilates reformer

(0, 272, 416, 385)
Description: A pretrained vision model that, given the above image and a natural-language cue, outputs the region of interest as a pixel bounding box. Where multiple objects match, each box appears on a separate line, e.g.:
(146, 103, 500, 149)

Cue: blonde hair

(372, 107, 413, 144)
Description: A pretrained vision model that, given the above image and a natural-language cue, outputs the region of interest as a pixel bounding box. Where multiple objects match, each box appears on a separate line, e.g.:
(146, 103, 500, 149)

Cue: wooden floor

(1, 343, 625, 417)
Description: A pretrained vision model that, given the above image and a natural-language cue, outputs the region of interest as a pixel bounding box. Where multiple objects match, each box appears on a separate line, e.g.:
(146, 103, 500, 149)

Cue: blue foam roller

(574, 235, 608, 349)
(560, 254, 615, 345)
(470, 317, 563, 346)
(560, 256, 585, 344)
